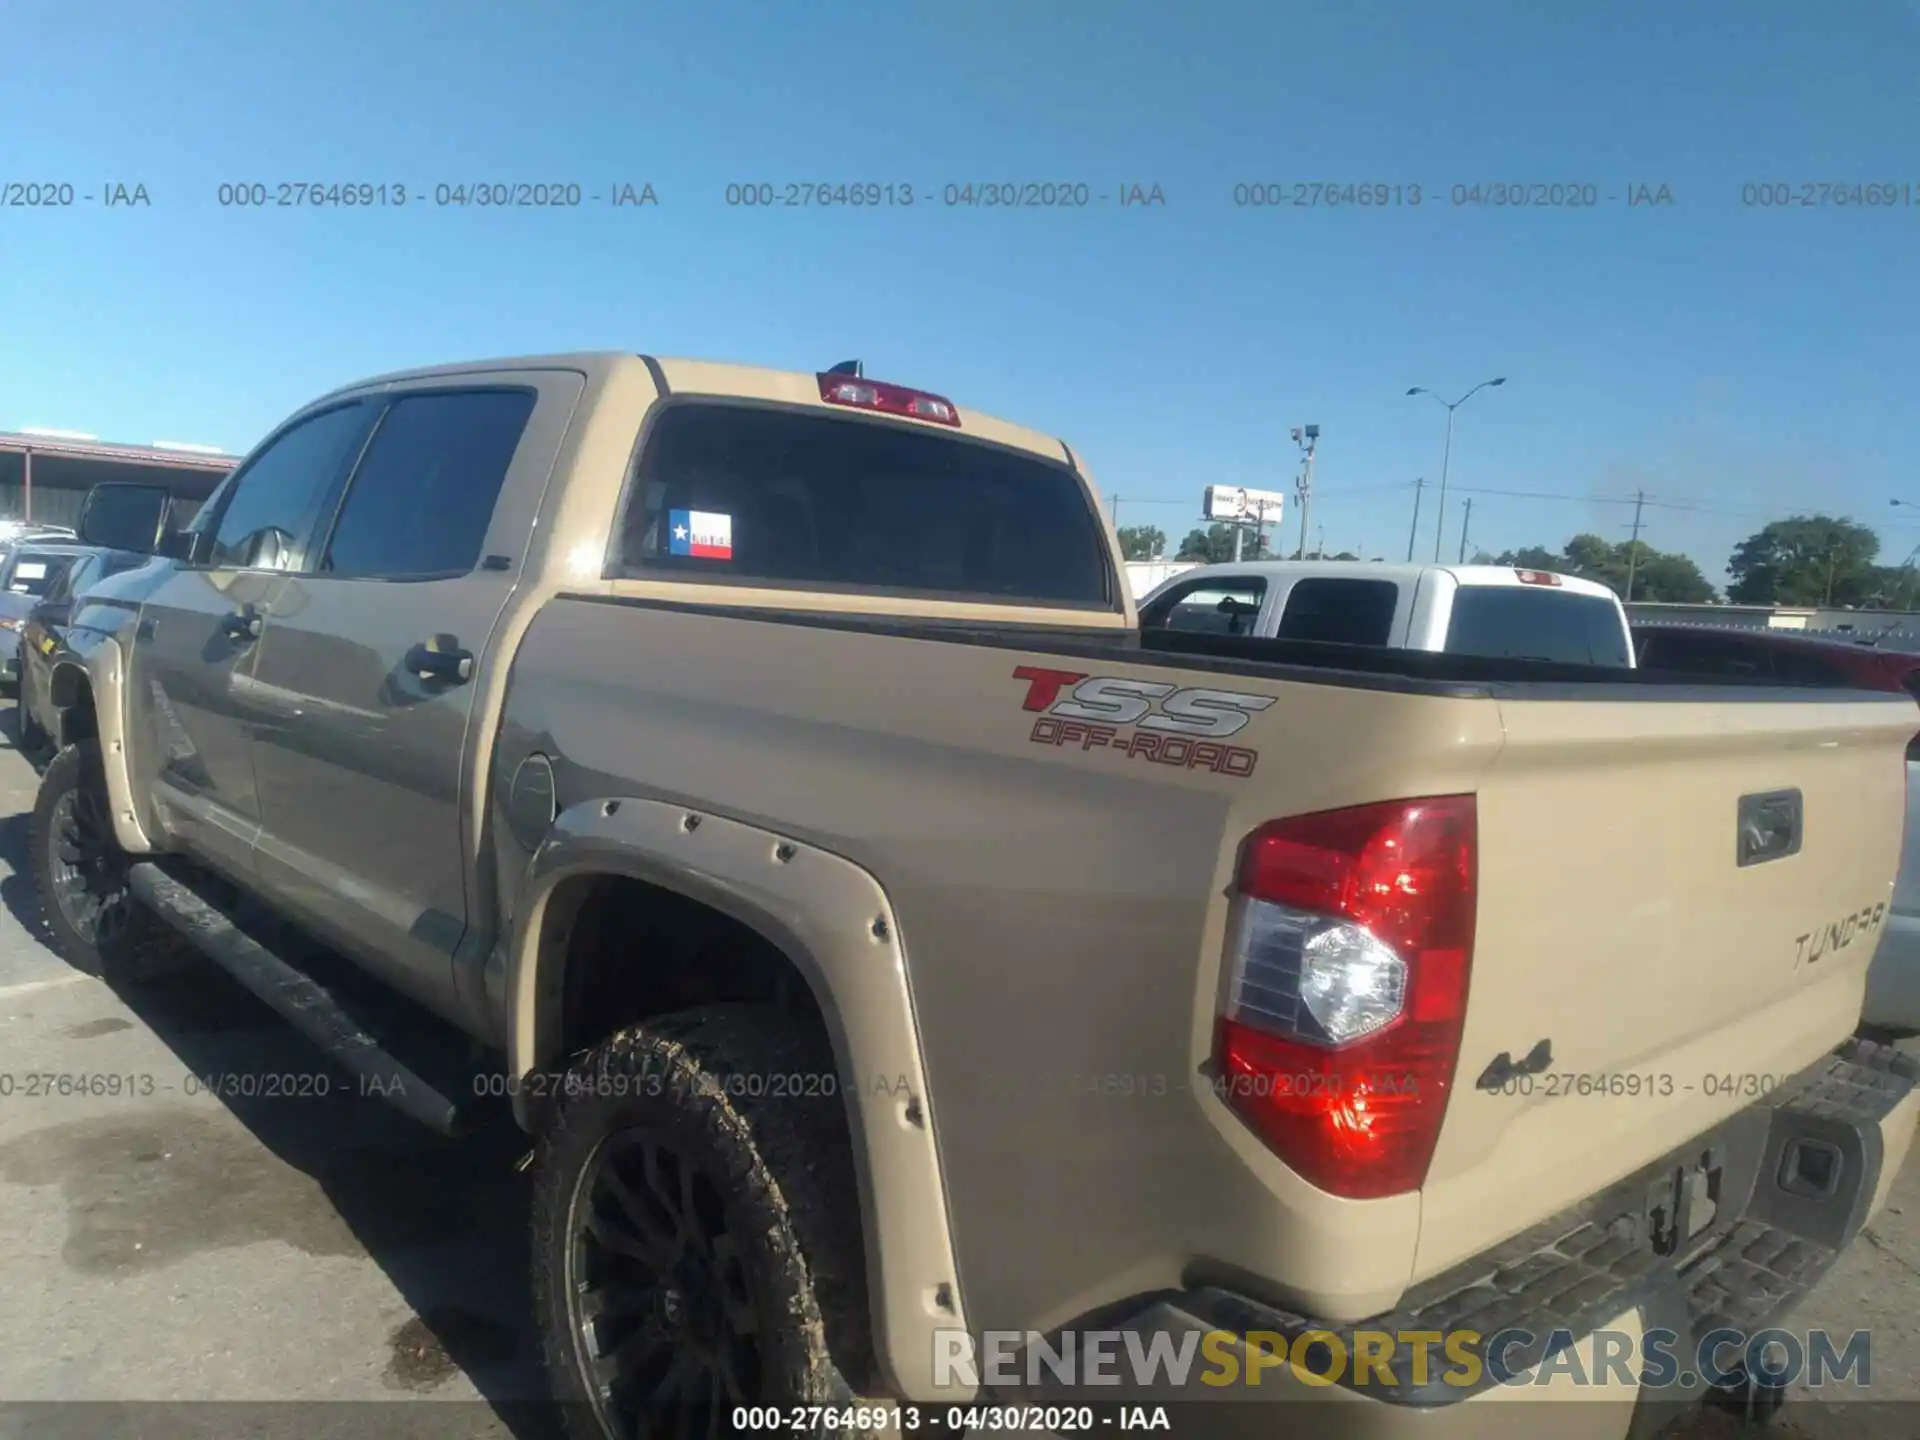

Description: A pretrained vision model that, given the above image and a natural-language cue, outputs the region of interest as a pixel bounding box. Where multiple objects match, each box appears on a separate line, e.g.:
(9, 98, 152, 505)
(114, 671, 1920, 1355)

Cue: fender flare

(505, 795, 974, 1402)
(58, 642, 158, 855)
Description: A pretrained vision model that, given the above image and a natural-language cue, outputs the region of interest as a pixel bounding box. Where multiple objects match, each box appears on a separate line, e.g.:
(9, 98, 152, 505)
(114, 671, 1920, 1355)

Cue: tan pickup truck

(29, 353, 1920, 1439)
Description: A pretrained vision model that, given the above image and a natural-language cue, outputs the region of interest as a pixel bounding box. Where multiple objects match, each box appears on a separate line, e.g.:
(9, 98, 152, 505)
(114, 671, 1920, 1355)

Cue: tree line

(1114, 515, 1916, 608)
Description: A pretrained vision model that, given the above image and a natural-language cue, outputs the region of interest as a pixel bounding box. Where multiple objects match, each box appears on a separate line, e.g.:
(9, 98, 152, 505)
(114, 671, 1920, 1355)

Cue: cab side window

(206, 404, 371, 571)
(1274, 578, 1400, 646)
(317, 390, 535, 579)
(1141, 578, 1266, 635)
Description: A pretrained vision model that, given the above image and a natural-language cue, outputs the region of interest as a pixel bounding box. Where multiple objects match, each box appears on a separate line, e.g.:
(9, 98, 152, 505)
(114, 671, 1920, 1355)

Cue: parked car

(1140, 559, 1636, 666)
(0, 521, 79, 548)
(0, 543, 83, 695)
(0, 523, 80, 584)
(1635, 621, 1920, 1035)
(13, 543, 153, 752)
(29, 353, 1920, 1436)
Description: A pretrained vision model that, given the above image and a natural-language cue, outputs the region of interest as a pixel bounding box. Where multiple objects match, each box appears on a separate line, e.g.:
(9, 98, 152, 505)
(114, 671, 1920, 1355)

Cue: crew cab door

(126, 401, 376, 878)
(243, 374, 579, 1023)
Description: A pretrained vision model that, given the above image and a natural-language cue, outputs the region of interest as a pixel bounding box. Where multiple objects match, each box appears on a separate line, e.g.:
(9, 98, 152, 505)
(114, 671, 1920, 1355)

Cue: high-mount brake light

(1514, 569, 1563, 587)
(817, 373, 961, 427)
(1212, 795, 1477, 1200)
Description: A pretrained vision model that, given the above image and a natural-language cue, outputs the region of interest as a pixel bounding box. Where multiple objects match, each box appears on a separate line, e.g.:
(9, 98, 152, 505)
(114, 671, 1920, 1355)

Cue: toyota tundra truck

(29, 353, 1920, 1440)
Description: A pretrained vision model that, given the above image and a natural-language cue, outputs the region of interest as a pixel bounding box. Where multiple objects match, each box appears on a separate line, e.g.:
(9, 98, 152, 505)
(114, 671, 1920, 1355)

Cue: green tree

(1628, 545, 1716, 604)
(1726, 516, 1880, 606)
(1492, 536, 1715, 603)
(1494, 544, 1566, 572)
(1176, 524, 1244, 562)
(1116, 525, 1166, 561)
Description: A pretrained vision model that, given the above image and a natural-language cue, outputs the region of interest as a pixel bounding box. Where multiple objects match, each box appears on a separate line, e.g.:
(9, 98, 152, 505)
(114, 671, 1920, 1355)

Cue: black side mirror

(76, 481, 175, 555)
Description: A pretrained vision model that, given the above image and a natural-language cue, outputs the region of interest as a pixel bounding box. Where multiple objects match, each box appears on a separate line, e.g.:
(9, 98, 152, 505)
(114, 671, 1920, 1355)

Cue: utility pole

(1405, 478, 1424, 562)
(1825, 546, 1840, 607)
(1291, 426, 1320, 561)
(1254, 497, 1279, 560)
(1623, 489, 1646, 602)
(1457, 498, 1472, 564)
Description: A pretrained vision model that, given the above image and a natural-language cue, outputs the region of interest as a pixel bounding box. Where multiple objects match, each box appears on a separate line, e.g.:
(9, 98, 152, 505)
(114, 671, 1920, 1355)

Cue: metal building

(0, 430, 235, 530)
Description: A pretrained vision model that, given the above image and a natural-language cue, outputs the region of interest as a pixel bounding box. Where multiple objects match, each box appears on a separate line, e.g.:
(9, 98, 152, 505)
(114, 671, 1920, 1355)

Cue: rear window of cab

(615, 402, 1117, 609)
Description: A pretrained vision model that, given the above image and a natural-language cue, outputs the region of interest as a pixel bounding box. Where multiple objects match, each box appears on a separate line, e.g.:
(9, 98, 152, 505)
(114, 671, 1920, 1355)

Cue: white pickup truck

(1139, 559, 1636, 666)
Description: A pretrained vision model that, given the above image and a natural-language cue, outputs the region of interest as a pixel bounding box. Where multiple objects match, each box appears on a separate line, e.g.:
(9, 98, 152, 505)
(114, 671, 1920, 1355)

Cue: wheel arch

(504, 794, 973, 1402)
(54, 640, 157, 855)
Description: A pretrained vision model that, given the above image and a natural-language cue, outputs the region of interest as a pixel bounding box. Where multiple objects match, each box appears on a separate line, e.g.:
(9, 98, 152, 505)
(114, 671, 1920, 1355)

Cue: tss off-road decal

(1011, 666, 1275, 778)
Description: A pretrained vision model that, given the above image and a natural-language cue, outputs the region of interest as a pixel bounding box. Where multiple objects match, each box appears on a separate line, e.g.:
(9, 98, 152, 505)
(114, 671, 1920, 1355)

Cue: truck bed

(498, 591, 1918, 1337)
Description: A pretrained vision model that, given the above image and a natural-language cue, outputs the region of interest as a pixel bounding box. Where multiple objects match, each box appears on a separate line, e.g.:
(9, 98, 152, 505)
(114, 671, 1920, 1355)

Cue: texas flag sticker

(669, 508, 733, 560)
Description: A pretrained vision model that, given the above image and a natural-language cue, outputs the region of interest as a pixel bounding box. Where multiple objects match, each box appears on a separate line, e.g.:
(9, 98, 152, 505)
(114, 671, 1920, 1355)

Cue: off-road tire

(30, 737, 198, 983)
(532, 1004, 882, 1439)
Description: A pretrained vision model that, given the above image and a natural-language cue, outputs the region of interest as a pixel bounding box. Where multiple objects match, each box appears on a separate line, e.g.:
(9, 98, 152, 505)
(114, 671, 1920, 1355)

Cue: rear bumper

(996, 1037, 1919, 1439)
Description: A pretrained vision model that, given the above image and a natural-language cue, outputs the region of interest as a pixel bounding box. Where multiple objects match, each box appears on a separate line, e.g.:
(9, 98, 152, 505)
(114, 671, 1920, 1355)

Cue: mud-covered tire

(30, 738, 197, 983)
(532, 1004, 880, 1439)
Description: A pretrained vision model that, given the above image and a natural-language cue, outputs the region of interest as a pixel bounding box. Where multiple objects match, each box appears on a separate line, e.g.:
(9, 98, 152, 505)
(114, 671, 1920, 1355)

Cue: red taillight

(1213, 795, 1476, 1200)
(817, 373, 961, 426)
(1514, 569, 1562, 587)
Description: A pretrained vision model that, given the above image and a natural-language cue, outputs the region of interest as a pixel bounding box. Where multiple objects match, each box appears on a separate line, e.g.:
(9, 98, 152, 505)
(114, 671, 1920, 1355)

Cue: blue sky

(3, 0, 1917, 585)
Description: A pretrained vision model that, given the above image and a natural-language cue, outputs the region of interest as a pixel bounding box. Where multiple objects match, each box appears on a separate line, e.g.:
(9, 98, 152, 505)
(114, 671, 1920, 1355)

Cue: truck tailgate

(1417, 690, 1917, 1278)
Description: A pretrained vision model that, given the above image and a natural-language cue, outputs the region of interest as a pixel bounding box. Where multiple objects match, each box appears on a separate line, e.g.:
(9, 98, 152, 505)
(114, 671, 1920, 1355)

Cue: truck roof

(1175, 558, 1623, 604)
(310, 351, 1077, 467)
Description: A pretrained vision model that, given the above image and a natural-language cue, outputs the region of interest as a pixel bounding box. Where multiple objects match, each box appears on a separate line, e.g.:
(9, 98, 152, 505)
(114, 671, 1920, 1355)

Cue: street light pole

(1434, 408, 1456, 562)
(1408, 377, 1506, 562)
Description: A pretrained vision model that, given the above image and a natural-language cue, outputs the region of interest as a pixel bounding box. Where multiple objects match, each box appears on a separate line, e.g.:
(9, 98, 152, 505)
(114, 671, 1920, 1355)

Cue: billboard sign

(1203, 485, 1286, 524)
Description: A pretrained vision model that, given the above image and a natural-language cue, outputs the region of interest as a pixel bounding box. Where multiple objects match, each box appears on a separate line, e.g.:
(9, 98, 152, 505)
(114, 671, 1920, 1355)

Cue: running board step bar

(125, 860, 479, 1136)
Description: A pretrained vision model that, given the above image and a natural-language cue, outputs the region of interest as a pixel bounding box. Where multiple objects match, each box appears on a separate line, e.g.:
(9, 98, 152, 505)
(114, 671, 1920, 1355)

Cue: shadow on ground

(0, 696, 556, 1436)
(10, 957, 562, 1437)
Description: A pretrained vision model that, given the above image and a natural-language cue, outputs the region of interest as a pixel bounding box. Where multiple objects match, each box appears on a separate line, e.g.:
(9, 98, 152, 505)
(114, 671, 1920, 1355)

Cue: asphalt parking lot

(0, 709, 1914, 1439)
(0, 713, 543, 1440)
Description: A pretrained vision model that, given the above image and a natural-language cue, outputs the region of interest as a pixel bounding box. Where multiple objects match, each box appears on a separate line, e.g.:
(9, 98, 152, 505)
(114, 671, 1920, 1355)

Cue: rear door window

(618, 403, 1115, 608)
(1445, 586, 1632, 666)
(318, 389, 536, 578)
(1140, 577, 1266, 635)
(1273, 578, 1400, 646)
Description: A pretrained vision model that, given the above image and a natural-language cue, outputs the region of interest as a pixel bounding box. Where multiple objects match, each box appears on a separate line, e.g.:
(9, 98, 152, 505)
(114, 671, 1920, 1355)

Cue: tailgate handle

(1738, 789, 1803, 867)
